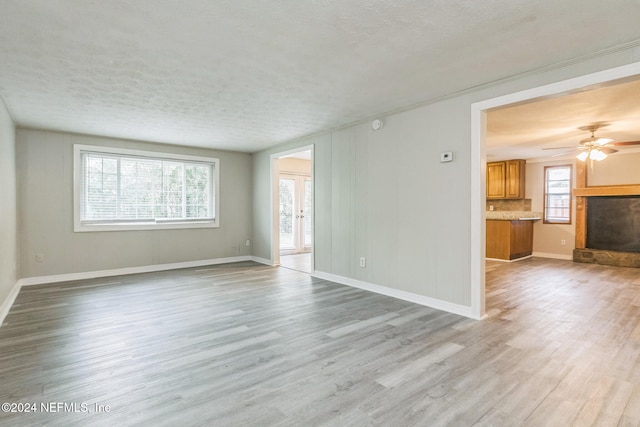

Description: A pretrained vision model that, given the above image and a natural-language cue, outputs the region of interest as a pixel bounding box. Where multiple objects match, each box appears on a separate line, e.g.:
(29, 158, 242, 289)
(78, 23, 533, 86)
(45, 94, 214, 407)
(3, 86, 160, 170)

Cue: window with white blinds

(74, 145, 219, 232)
(543, 165, 572, 224)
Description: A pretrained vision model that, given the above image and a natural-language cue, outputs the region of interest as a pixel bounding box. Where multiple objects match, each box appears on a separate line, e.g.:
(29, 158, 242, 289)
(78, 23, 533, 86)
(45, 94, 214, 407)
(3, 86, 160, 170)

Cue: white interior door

(279, 174, 312, 254)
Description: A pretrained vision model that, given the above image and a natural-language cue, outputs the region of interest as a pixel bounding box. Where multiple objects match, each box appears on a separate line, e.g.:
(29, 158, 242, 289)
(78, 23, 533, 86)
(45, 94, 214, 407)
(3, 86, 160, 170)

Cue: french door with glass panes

(279, 174, 312, 254)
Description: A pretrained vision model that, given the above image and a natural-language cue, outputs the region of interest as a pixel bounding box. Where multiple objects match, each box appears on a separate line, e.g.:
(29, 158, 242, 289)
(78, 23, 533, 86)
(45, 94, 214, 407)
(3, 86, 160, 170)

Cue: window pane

(84, 156, 118, 220)
(548, 181, 570, 193)
(80, 149, 215, 225)
(548, 168, 570, 181)
(544, 165, 572, 223)
(120, 158, 162, 220)
(185, 164, 210, 218)
(279, 178, 295, 250)
(304, 179, 312, 247)
(162, 162, 184, 219)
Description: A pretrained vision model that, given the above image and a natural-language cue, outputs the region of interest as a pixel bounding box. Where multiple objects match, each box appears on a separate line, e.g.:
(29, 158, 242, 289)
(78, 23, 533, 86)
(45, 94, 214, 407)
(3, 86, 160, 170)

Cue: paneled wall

(0, 99, 17, 307)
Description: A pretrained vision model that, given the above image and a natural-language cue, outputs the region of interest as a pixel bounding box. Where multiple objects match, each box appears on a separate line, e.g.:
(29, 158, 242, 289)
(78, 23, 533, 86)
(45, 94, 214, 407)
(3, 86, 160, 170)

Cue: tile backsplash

(486, 199, 532, 211)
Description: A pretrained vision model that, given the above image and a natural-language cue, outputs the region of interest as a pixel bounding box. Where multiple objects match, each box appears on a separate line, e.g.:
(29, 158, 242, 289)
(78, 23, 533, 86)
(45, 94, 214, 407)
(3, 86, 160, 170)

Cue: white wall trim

(0, 281, 22, 327)
(471, 60, 640, 322)
(532, 251, 574, 261)
(470, 102, 487, 320)
(486, 255, 533, 263)
(18, 256, 254, 287)
(312, 270, 479, 320)
(251, 256, 274, 266)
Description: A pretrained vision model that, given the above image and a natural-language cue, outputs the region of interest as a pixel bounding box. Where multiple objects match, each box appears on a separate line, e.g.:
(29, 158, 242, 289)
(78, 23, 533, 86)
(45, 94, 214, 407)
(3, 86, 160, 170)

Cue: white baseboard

(532, 251, 573, 261)
(0, 281, 22, 327)
(486, 255, 533, 263)
(18, 256, 255, 287)
(251, 256, 274, 266)
(311, 271, 478, 319)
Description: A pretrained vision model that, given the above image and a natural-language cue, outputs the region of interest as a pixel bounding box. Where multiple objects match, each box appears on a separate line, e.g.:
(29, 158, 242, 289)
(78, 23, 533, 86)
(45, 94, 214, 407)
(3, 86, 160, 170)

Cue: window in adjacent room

(543, 164, 572, 224)
(74, 145, 219, 232)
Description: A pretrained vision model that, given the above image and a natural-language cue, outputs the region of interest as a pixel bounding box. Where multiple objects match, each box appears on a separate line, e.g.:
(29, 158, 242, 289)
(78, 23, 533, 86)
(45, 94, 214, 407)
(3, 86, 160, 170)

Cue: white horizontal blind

(544, 165, 571, 224)
(80, 150, 214, 224)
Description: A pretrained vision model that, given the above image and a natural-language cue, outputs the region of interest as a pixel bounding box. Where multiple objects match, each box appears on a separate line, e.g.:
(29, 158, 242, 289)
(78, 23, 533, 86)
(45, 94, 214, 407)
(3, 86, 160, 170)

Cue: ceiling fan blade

(599, 147, 618, 155)
(550, 151, 574, 158)
(542, 146, 576, 150)
(611, 140, 640, 146)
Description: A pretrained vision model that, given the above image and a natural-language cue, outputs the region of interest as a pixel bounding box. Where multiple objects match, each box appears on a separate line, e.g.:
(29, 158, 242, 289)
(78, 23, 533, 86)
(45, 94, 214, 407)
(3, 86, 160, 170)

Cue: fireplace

(586, 196, 640, 253)
(573, 190, 640, 267)
(572, 161, 640, 267)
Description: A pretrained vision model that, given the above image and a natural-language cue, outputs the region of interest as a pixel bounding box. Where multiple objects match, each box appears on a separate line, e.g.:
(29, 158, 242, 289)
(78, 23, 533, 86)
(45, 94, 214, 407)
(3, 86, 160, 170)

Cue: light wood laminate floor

(1, 258, 639, 426)
(279, 253, 312, 273)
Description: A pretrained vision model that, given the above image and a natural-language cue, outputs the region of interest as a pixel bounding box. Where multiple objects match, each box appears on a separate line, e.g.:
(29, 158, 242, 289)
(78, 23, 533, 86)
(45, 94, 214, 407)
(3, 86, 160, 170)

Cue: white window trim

(543, 164, 572, 225)
(73, 144, 220, 232)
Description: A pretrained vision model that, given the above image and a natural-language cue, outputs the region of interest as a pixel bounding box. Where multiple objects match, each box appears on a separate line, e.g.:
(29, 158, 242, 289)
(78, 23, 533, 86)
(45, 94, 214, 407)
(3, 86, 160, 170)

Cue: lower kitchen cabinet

(486, 220, 533, 260)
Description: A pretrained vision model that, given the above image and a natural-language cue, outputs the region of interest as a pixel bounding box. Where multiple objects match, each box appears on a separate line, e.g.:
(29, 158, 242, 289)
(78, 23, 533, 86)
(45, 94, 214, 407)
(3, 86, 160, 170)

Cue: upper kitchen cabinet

(487, 159, 526, 199)
(487, 161, 506, 198)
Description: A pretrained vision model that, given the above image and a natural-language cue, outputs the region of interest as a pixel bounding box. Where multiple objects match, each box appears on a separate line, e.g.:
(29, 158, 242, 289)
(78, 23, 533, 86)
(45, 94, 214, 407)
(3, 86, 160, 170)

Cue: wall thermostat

(440, 151, 453, 162)
(372, 119, 383, 131)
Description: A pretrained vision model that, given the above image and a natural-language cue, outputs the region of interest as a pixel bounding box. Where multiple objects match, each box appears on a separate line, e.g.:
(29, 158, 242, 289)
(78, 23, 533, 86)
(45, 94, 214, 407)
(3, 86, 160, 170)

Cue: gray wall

(254, 98, 472, 305)
(17, 129, 253, 278)
(0, 99, 17, 306)
(253, 46, 640, 309)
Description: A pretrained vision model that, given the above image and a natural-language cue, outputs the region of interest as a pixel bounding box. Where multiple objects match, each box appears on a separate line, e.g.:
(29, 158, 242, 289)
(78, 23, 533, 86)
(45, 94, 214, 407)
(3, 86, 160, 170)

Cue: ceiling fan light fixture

(577, 147, 607, 161)
(576, 151, 589, 161)
(590, 148, 607, 161)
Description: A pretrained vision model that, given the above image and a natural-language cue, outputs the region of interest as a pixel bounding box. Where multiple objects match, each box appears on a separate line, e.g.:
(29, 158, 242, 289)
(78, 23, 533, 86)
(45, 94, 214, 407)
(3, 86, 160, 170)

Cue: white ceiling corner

(1, 0, 640, 153)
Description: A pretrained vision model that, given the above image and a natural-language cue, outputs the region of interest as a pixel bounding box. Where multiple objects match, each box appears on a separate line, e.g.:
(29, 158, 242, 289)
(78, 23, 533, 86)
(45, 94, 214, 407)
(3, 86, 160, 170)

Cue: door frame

(270, 144, 314, 270)
(470, 61, 640, 320)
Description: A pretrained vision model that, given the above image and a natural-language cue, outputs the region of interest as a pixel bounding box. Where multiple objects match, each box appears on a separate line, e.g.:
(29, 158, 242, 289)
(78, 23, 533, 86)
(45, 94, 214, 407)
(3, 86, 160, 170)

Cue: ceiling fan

(544, 124, 640, 161)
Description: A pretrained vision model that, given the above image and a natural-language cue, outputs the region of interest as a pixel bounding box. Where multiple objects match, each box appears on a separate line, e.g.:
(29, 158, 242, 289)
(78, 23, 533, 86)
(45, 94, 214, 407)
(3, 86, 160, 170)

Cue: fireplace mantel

(574, 184, 640, 197)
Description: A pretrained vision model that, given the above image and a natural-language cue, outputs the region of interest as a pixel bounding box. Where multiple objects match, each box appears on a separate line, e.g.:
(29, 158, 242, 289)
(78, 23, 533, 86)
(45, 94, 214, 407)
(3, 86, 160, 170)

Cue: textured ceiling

(1, 1, 640, 152)
(487, 78, 640, 161)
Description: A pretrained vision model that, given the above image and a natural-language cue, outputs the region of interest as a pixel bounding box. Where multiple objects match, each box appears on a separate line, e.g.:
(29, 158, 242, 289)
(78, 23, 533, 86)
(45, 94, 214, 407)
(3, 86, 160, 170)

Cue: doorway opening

(271, 146, 314, 274)
(471, 61, 640, 320)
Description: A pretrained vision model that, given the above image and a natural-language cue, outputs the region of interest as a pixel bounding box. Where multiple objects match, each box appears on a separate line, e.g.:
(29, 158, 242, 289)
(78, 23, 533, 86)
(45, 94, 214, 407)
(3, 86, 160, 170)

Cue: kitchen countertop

(486, 211, 542, 221)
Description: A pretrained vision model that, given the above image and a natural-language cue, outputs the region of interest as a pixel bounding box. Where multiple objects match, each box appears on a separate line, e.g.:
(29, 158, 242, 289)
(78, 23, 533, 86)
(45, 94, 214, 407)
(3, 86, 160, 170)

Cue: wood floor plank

(1, 258, 640, 426)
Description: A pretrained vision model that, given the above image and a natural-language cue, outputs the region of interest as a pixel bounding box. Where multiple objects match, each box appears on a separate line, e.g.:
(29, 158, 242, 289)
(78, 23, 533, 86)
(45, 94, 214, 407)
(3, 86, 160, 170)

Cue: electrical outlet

(489, 205, 494, 211)
(245, 239, 251, 247)
(561, 239, 566, 246)
(359, 257, 366, 268)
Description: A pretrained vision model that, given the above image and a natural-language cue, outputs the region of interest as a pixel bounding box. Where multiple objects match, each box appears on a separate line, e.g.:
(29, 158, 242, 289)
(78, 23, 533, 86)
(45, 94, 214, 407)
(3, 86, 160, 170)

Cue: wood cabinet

(486, 219, 533, 260)
(486, 161, 506, 198)
(487, 160, 525, 199)
(505, 160, 525, 198)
